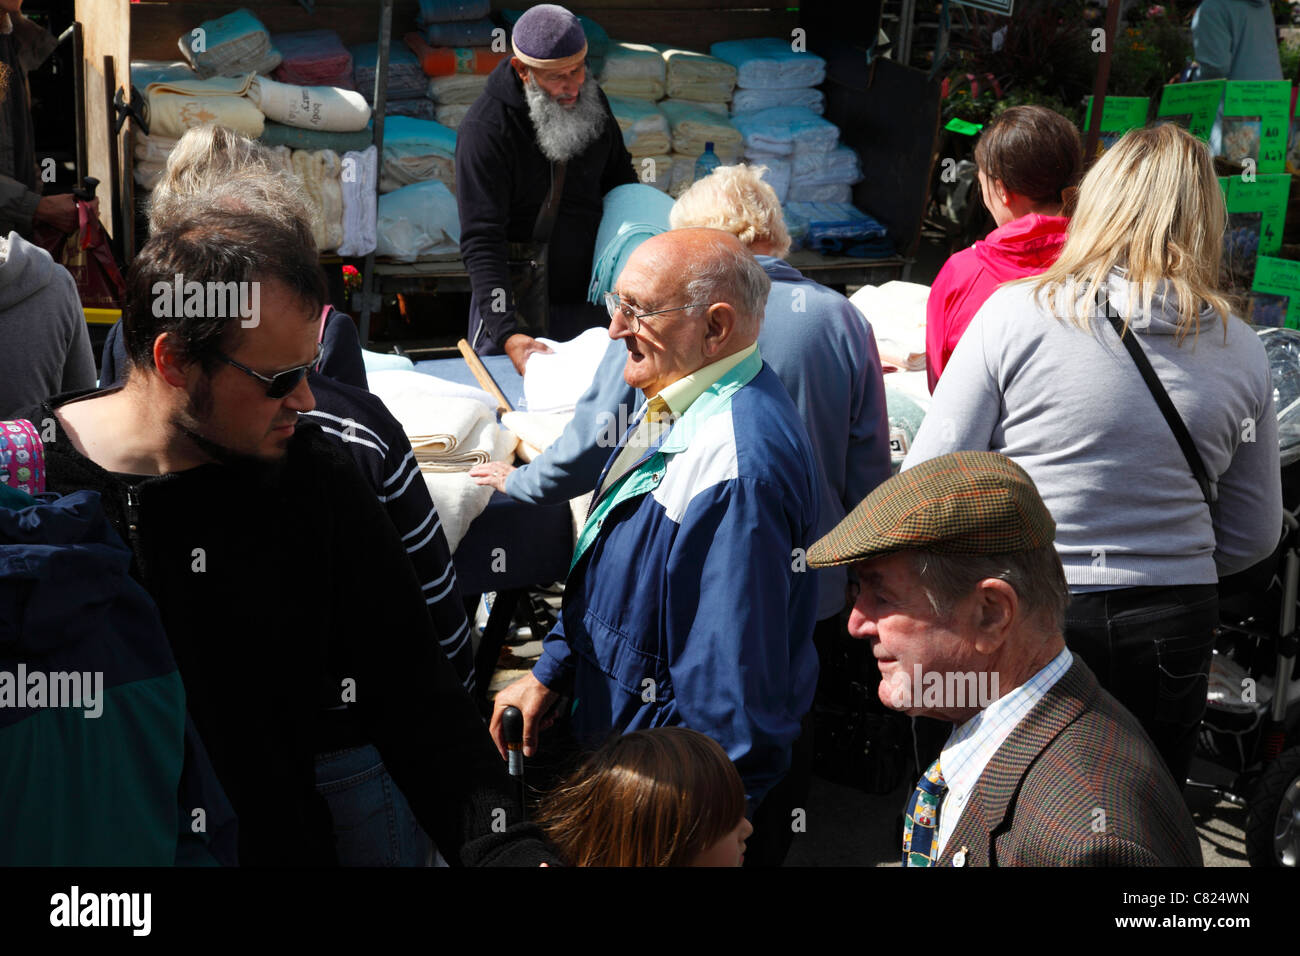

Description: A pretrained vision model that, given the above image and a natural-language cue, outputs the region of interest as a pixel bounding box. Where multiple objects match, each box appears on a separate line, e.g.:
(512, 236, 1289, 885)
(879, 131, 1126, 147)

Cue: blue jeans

(314, 745, 434, 866)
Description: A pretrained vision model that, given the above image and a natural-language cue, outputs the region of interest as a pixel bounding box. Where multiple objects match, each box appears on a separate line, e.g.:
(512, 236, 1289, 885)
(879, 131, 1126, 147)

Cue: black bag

(501, 161, 566, 340)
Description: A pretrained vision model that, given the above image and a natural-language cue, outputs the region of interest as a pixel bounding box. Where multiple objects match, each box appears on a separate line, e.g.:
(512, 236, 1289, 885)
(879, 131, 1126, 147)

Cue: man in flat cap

(456, 3, 635, 373)
(808, 451, 1201, 867)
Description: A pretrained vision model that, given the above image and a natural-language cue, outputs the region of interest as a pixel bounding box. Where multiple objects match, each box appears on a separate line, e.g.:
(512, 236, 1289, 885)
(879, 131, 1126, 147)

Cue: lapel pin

(953, 846, 968, 868)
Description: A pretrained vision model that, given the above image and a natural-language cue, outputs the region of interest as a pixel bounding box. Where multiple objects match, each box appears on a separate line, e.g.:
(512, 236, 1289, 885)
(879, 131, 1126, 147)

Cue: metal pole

(899, 0, 915, 67)
(358, 0, 393, 347)
(1084, 0, 1122, 167)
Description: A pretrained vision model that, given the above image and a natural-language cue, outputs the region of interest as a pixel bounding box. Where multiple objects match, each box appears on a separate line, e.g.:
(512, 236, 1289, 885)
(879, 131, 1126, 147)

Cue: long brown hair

(974, 105, 1083, 207)
(537, 727, 746, 867)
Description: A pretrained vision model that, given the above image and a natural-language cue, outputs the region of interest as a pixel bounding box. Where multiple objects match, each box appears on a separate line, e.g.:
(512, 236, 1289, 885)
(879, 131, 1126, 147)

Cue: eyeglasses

(214, 344, 322, 399)
(603, 292, 712, 334)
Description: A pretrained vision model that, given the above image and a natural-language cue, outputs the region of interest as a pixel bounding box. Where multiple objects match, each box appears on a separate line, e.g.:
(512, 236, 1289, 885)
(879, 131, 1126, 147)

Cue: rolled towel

(177, 7, 281, 78)
(144, 74, 265, 140)
(272, 30, 354, 89)
(598, 42, 666, 100)
(656, 46, 737, 102)
(427, 73, 489, 105)
(250, 75, 371, 132)
(338, 145, 378, 257)
(709, 37, 826, 90)
(790, 144, 862, 187)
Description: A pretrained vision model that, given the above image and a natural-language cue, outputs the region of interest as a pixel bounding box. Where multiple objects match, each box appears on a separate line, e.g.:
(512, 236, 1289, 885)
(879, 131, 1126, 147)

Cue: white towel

(250, 75, 371, 131)
(849, 281, 930, 371)
(366, 369, 497, 414)
(521, 327, 613, 413)
(501, 410, 575, 462)
(423, 419, 519, 552)
(338, 145, 378, 256)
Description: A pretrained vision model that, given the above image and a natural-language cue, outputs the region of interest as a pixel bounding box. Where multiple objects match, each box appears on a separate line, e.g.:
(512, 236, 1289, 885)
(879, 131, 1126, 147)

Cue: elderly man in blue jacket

(489, 228, 821, 863)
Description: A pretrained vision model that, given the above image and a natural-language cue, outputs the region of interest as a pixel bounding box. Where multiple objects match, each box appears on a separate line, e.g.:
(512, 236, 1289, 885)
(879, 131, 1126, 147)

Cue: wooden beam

(75, 0, 130, 240)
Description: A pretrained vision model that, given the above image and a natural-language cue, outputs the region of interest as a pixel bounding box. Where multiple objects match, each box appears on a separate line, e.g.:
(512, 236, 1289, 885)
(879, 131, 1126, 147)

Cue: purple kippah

(512, 4, 586, 62)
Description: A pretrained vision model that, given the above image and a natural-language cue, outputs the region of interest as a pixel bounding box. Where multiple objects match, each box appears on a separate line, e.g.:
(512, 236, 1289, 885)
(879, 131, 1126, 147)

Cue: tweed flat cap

(512, 4, 588, 71)
(807, 451, 1056, 568)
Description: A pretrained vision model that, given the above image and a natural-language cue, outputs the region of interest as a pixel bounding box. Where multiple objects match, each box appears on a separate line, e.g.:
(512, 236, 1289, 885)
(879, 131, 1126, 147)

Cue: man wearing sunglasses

(490, 228, 820, 864)
(21, 211, 556, 866)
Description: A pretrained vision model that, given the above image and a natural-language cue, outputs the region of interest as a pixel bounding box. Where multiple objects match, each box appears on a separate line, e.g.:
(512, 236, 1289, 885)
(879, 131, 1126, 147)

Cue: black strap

(1102, 296, 1215, 506)
(532, 161, 566, 244)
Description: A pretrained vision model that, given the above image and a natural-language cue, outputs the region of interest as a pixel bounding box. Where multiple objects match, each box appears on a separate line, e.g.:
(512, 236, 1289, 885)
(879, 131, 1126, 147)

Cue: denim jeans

(1064, 584, 1217, 788)
(314, 744, 435, 866)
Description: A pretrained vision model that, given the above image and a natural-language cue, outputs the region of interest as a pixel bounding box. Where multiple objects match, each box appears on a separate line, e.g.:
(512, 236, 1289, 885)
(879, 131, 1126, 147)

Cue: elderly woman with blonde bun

(903, 123, 1282, 787)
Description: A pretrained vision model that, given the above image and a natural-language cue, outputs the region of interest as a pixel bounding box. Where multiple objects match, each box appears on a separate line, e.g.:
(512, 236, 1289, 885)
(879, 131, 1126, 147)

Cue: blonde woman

(903, 123, 1282, 787)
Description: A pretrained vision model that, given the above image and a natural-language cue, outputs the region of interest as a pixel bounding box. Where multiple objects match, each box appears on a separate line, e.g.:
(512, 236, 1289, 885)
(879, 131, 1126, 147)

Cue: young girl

(537, 727, 752, 867)
(926, 105, 1082, 391)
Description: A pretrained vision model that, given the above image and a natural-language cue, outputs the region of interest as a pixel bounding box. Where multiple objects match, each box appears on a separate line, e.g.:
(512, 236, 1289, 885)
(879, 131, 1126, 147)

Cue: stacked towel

(607, 96, 671, 157)
(386, 98, 436, 120)
(788, 143, 861, 202)
(732, 106, 838, 158)
(406, 398, 499, 471)
(144, 74, 266, 140)
(753, 157, 791, 203)
(427, 73, 489, 105)
(709, 38, 826, 90)
(637, 154, 673, 193)
(405, 34, 507, 77)
(250, 76, 371, 132)
(732, 87, 824, 115)
(352, 41, 429, 101)
(338, 145, 378, 257)
(380, 115, 458, 192)
(599, 42, 666, 100)
(435, 104, 473, 129)
(376, 180, 461, 260)
(272, 30, 354, 89)
(587, 183, 676, 304)
(259, 122, 372, 152)
(656, 47, 737, 103)
(178, 8, 281, 79)
(659, 99, 742, 159)
(291, 149, 345, 251)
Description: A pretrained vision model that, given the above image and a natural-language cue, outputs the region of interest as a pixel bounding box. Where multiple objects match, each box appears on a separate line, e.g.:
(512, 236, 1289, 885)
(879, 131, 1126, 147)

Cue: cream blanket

(658, 47, 737, 102)
(144, 74, 265, 140)
(250, 75, 371, 132)
(599, 43, 666, 100)
(849, 281, 930, 372)
(290, 149, 344, 252)
(427, 74, 489, 105)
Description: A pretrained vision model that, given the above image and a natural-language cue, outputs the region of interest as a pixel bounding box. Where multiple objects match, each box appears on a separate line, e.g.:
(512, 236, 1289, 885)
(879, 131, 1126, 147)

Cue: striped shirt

(935, 646, 1073, 856)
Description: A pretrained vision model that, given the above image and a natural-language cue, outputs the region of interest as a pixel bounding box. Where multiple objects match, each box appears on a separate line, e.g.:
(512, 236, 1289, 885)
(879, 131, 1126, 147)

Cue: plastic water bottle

(694, 142, 721, 182)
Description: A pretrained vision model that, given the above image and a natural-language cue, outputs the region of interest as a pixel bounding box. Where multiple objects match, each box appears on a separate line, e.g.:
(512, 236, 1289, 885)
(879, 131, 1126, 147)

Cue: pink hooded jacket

(926, 213, 1069, 392)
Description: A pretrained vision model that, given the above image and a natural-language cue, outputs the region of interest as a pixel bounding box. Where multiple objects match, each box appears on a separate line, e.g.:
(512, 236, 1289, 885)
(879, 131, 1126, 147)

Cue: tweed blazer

(936, 658, 1203, 867)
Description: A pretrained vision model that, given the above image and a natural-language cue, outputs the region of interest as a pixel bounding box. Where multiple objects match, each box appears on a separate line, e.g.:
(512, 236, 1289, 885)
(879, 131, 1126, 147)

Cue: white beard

(523, 75, 608, 163)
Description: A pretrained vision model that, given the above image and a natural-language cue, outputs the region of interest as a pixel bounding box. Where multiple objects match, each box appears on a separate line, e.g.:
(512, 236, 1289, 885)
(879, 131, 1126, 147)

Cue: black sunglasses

(214, 344, 322, 399)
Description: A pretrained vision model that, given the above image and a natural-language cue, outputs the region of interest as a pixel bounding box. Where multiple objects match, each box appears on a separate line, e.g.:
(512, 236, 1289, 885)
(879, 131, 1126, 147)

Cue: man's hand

(33, 194, 80, 234)
(503, 333, 554, 375)
(489, 671, 559, 759)
(470, 460, 516, 493)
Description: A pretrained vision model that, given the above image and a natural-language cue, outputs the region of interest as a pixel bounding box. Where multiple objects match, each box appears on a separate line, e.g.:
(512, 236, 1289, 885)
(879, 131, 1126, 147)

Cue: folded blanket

(656, 46, 737, 102)
(178, 8, 281, 79)
(849, 282, 929, 371)
(259, 121, 372, 152)
(272, 30, 354, 89)
(587, 184, 676, 306)
(791, 142, 858, 182)
(381, 115, 458, 192)
(418, 0, 491, 25)
(658, 99, 743, 159)
(368, 368, 496, 410)
(710, 38, 826, 91)
(733, 106, 838, 157)
(291, 149, 344, 251)
(732, 87, 824, 115)
(607, 96, 671, 157)
(599, 42, 666, 100)
(405, 34, 508, 77)
(338, 145, 378, 257)
(435, 103, 473, 129)
(427, 73, 490, 105)
(376, 180, 461, 260)
(144, 74, 265, 140)
(426, 18, 498, 48)
(408, 398, 497, 470)
(250, 75, 371, 132)
(385, 97, 436, 120)
(352, 41, 428, 101)
(131, 60, 196, 90)
(422, 420, 517, 552)
(523, 328, 619, 412)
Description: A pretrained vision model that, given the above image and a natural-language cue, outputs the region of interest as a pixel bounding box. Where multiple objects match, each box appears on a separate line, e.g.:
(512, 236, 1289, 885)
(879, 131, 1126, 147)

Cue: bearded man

(455, 3, 635, 373)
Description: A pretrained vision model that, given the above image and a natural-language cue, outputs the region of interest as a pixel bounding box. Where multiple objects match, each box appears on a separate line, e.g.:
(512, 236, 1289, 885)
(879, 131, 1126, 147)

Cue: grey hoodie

(904, 271, 1282, 586)
(1193, 0, 1284, 81)
(0, 231, 95, 419)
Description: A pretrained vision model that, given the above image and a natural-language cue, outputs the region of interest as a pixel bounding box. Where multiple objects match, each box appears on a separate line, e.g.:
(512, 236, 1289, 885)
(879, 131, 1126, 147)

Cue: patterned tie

(902, 758, 947, 867)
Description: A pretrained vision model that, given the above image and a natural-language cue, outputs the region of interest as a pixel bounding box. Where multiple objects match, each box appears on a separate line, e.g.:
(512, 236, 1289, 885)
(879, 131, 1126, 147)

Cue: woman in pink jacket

(926, 105, 1083, 392)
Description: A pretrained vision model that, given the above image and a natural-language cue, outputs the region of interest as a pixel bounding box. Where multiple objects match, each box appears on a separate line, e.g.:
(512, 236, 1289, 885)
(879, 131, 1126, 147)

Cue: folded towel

(368, 368, 497, 410)
(753, 157, 791, 203)
(418, 0, 491, 26)
(709, 38, 826, 90)
(791, 143, 860, 184)
(422, 420, 518, 552)
(376, 180, 461, 260)
(381, 115, 459, 193)
(733, 106, 838, 157)
(599, 42, 666, 100)
(658, 99, 742, 158)
(178, 7, 281, 79)
(849, 281, 930, 371)
(131, 60, 196, 90)
(427, 73, 489, 105)
(405, 34, 508, 77)
(272, 30, 354, 89)
(523, 327, 619, 412)
(426, 18, 498, 48)
(732, 87, 824, 115)
(587, 183, 676, 305)
(144, 74, 265, 140)
(656, 46, 737, 102)
(383, 97, 435, 120)
(607, 96, 671, 157)
(352, 41, 428, 101)
(435, 103, 473, 128)
(338, 145, 378, 257)
(291, 149, 344, 251)
(408, 398, 496, 470)
(259, 121, 372, 152)
(250, 75, 371, 132)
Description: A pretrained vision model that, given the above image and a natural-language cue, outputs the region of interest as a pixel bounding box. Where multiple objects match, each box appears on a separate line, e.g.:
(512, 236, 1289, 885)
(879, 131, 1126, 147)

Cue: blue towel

(709, 38, 825, 90)
(587, 183, 677, 304)
(383, 115, 458, 158)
